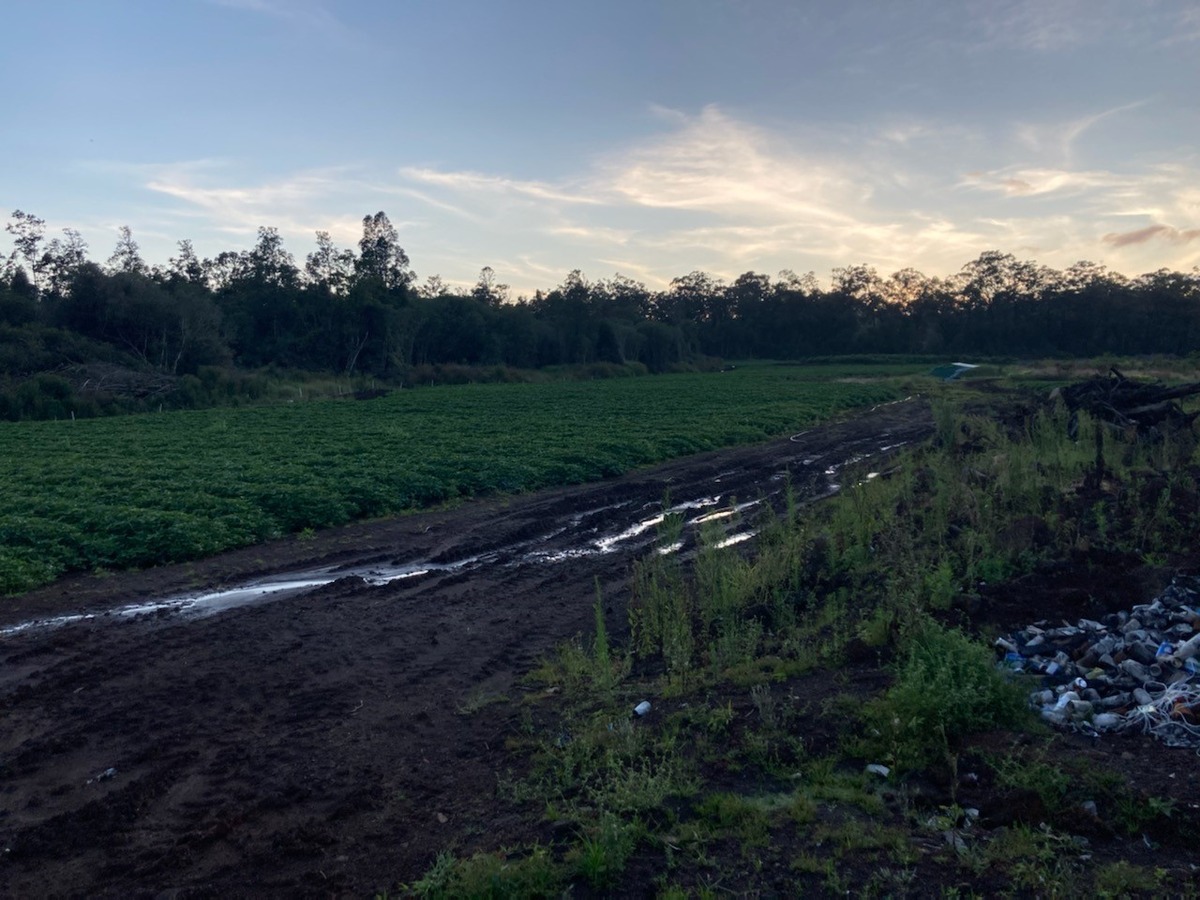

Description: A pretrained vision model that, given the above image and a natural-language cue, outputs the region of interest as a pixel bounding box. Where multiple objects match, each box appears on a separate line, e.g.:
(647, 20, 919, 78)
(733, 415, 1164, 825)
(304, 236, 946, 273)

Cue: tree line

(2, 209, 1199, 394)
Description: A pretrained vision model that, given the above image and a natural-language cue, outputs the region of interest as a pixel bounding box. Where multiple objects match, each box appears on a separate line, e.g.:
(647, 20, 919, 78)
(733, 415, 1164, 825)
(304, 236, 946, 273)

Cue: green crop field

(0, 365, 915, 593)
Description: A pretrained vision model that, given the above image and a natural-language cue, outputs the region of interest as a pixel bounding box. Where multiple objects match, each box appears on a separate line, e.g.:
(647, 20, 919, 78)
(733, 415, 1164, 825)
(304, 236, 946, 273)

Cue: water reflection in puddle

(689, 500, 759, 525)
(594, 513, 665, 553)
(4, 422, 923, 636)
(1, 495, 783, 636)
(715, 531, 756, 549)
(0, 562, 461, 636)
(824, 454, 867, 476)
(525, 496, 730, 563)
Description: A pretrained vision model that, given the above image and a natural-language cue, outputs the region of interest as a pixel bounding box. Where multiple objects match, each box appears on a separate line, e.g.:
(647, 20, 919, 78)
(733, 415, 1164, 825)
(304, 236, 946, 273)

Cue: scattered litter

(997, 577, 1200, 748)
(865, 763, 891, 777)
(87, 767, 117, 785)
(943, 830, 967, 852)
(633, 700, 652, 717)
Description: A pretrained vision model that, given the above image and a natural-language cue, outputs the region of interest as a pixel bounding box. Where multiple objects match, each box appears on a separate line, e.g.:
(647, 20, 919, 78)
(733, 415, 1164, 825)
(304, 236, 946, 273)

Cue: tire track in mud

(0, 398, 931, 897)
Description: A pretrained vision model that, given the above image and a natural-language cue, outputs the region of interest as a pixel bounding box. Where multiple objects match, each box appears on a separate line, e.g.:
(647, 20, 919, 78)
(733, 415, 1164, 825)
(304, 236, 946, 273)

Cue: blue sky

(3, 0, 1198, 296)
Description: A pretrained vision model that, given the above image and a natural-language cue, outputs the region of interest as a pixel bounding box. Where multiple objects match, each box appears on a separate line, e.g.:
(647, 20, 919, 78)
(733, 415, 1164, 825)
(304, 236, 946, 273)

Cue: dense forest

(2, 208, 1198, 419)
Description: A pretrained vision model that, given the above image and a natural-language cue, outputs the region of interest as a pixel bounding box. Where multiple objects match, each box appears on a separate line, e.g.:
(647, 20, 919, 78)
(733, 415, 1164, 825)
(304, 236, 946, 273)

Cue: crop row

(0, 366, 908, 593)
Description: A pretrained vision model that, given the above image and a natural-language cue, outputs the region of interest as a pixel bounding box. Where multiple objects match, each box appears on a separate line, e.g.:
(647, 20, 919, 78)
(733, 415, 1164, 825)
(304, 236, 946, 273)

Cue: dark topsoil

(2, 396, 1198, 897)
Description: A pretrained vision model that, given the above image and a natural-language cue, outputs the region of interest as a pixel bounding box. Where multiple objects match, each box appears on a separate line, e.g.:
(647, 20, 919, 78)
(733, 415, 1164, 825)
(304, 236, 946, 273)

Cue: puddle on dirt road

(4, 417, 927, 637)
(3, 495, 758, 634)
(689, 500, 760, 525)
(820, 441, 908, 478)
(715, 531, 756, 549)
(523, 496, 738, 563)
(0, 562, 463, 637)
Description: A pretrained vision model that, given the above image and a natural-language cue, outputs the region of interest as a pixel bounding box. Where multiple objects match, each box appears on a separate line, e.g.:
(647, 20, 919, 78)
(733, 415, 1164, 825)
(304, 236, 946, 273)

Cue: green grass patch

(408, 845, 563, 899)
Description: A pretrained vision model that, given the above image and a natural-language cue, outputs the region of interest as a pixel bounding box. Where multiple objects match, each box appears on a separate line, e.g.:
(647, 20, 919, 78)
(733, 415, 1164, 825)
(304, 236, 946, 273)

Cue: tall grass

(628, 392, 1200, 683)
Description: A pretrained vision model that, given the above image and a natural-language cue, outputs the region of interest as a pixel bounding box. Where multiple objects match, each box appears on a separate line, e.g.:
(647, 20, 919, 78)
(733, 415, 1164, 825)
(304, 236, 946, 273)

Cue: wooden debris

(1054, 367, 1200, 436)
(60, 363, 177, 400)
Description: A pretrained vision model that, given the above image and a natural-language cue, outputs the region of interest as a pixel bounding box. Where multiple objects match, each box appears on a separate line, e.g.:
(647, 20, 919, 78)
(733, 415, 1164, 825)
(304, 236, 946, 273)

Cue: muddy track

(0, 398, 931, 897)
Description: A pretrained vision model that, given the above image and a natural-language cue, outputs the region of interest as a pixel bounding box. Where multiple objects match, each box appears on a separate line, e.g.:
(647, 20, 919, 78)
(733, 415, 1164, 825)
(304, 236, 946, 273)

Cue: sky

(2, 0, 1198, 297)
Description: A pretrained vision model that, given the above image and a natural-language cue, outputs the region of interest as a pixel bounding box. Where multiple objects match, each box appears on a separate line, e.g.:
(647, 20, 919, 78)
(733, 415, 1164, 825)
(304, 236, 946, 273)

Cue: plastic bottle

(1092, 712, 1122, 730)
(1173, 633, 1200, 663)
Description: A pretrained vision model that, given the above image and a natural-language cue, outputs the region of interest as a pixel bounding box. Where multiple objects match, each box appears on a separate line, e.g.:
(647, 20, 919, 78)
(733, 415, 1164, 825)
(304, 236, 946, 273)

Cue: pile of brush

(1053, 367, 1200, 437)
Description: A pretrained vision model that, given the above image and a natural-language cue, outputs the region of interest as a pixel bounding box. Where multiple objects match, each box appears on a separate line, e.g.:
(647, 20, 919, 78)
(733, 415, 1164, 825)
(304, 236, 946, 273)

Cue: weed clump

(409, 845, 563, 899)
(858, 619, 1030, 772)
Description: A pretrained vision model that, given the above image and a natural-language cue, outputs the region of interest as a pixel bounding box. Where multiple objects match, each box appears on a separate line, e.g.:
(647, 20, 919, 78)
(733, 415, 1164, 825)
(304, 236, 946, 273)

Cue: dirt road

(0, 399, 931, 897)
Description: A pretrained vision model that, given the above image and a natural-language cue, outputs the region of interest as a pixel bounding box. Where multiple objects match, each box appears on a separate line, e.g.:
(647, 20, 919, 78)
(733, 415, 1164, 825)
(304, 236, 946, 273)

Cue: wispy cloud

(957, 153, 1200, 273)
(593, 256, 672, 286)
(138, 161, 385, 247)
(1163, 6, 1200, 44)
(399, 107, 865, 227)
(400, 167, 603, 206)
(386, 104, 1199, 285)
(207, 0, 341, 32)
(391, 108, 882, 286)
(549, 224, 633, 245)
(374, 185, 483, 223)
(1103, 223, 1200, 248)
(94, 100, 1198, 294)
(963, 167, 1127, 197)
(879, 122, 934, 146)
(961, 158, 1198, 229)
(1013, 101, 1147, 165)
(970, 0, 1130, 50)
(600, 106, 861, 224)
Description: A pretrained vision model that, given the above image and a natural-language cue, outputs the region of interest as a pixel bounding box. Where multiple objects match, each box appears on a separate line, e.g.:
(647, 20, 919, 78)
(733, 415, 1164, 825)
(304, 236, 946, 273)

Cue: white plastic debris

(998, 576, 1200, 748)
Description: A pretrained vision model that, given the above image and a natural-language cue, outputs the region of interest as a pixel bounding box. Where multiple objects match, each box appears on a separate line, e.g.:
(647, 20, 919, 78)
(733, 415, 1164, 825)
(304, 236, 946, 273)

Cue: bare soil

(0, 400, 933, 897)
(5, 394, 1199, 897)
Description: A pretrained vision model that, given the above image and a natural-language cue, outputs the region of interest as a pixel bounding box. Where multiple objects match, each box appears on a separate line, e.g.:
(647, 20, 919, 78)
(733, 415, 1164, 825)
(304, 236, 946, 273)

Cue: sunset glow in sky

(3, 0, 1198, 295)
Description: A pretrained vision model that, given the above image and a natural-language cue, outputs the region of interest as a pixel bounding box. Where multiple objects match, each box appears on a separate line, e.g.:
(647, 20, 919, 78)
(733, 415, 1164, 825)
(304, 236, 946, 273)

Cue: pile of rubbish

(996, 577, 1200, 749)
